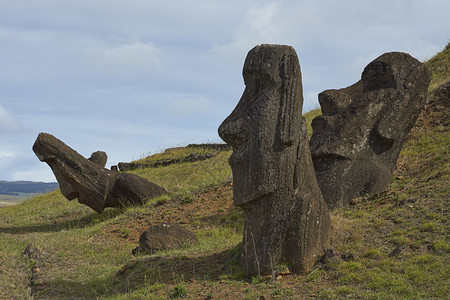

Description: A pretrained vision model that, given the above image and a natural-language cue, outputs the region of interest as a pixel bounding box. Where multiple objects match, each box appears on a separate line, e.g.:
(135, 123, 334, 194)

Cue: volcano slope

(0, 44, 448, 299)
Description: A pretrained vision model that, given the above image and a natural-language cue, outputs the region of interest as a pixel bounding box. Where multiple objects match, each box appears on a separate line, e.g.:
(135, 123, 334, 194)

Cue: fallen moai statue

(219, 44, 330, 276)
(310, 52, 431, 209)
(33, 133, 167, 213)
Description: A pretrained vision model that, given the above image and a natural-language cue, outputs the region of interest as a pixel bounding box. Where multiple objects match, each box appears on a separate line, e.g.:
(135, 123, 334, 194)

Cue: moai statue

(310, 52, 431, 209)
(33, 133, 167, 213)
(218, 44, 330, 276)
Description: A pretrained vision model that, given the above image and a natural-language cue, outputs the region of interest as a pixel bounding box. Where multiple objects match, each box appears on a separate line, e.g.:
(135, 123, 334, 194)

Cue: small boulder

(133, 223, 197, 255)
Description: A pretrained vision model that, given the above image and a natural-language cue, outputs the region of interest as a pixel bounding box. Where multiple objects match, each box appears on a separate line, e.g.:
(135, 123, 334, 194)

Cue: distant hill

(0, 181, 58, 196)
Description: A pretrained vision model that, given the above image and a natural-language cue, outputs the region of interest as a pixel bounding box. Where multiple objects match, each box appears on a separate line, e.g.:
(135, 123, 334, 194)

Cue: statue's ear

(376, 92, 418, 142)
(376, 109, 399, 142)
(278, 95, 301, 145)
(278, 53, 303, 146)
(371, 115, 396, 155)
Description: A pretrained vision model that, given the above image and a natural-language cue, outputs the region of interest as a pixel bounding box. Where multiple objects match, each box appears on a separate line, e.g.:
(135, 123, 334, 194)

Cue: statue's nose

(218, 117, 248, 147)
(318, 91, 341, 116)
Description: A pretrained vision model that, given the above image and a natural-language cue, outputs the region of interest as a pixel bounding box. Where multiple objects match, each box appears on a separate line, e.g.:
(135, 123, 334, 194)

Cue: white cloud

(212, 2, 285, 63)
(168, 96, 211, 116)
(0, 150, 16, 159)
(12, 167, 56, 183)
(0, 105, 25, 133)
(94, 39, 162, 75)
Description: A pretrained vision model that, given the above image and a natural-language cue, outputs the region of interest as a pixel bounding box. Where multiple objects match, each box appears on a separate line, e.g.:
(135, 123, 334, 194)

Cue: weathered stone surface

(33, 133, 167, 213)
(310, 52, 431, 209)
(218, 44, 330, 276)
(88, 151, 107, 167)
(133, 223, 197, 255)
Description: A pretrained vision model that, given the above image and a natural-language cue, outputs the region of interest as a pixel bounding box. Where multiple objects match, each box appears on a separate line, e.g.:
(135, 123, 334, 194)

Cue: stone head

(33, 133, 167, 213)
(310, 52, 431, 208)
(33, 132, 114, 213)
(218, 44, 305, 205)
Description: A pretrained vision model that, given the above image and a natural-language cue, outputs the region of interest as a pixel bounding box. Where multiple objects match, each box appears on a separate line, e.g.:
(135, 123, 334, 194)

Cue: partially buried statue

(310, 52, 431, 209)
(218, 44, 330, 276)
(33, 133, 167, 213)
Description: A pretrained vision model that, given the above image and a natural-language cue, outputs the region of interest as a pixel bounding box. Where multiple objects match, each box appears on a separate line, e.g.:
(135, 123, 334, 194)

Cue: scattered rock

(186, 143, 231, 151)
(427, 172, 443, 181)
(118, 151, 218, 171)
(23, 244, 42, 261)
(318, 249, 355, 265)
(340, 252, 355, 261)
(389, 245, 403, 257)
(310, 52, 431, 209)
(319, 249, 338, 264)
(132, 223, 197, 255)
(276, 266, 291, 276)
(116, 143, 231, 172)
(23, 244, 44, 297)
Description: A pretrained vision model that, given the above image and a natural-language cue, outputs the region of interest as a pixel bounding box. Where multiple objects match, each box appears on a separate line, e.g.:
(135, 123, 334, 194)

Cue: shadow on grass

(0, 208, 124, 234)
(32, 246, 244, 299)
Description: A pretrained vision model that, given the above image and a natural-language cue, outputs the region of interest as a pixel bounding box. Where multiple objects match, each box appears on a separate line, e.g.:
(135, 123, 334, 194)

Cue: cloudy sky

(1, 0, 448, 182)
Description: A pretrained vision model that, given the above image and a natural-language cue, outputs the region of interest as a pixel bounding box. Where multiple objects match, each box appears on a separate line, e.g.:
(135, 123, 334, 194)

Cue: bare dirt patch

(96, 181, 235, 244)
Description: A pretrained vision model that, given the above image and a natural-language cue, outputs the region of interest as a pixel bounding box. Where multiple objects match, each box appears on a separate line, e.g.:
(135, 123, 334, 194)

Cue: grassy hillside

(0, 193, 40, 207)
(0, 45, 448, 299)
(424, 42, 450, 91)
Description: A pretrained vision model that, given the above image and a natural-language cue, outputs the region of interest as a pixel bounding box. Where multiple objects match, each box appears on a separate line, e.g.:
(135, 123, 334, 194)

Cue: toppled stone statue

(33, 133, 167, 213)
(310, 52, 431, 209)
(218, 44, 330, 276)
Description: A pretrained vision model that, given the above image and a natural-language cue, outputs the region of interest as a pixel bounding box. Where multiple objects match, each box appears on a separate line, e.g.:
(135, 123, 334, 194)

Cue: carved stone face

(218, 44, 303, 205)
(33, 133, 112, 213)
(310, 52, 431, 208)
(33, 133, 167, 213)
(311, 56, 403, 160)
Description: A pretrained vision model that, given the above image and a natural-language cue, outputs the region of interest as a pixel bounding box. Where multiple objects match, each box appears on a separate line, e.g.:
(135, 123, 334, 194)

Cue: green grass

(0, 193, 41, 207)
(424, 41, 450, 91)
(1, 44, 449, 299)
(131, 150, 232, 194)
(130, 145, 223, 165)
(303, 107, 322, 138)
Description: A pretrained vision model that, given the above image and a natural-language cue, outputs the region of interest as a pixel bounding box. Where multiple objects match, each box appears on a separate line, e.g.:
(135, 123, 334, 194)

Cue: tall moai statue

(218, 44, 330, 276)
(310, 52, 431, 209)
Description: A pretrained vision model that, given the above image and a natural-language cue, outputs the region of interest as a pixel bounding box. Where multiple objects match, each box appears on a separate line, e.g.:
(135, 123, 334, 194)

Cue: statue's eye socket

(245, 95, 265, 122)
(361, 61, 396, 91)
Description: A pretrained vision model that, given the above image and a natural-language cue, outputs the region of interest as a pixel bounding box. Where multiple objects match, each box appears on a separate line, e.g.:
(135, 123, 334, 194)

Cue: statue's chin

(233, 180, 274, 206)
